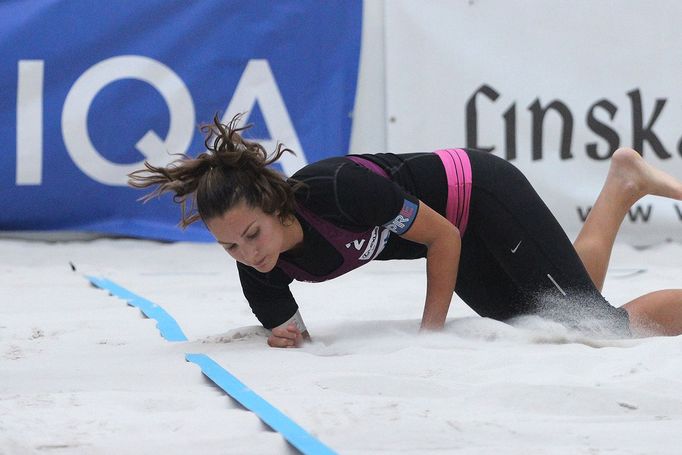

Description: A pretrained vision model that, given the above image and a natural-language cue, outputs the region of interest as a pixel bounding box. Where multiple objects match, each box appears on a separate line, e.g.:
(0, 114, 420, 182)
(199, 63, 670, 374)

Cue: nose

(243, 244, 260, 266)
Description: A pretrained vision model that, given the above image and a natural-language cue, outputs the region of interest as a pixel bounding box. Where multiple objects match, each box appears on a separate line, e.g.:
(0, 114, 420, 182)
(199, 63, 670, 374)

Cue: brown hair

(128, 113, 301, 228)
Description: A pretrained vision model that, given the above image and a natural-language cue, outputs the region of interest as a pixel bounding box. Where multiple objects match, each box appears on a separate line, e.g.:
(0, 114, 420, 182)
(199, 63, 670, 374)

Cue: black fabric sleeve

(334, 162, 419, 227)
(237, 262, 298, 329)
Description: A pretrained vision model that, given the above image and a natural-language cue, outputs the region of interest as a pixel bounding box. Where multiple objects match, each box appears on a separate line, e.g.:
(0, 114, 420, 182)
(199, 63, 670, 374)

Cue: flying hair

(128, 113, 302, 228)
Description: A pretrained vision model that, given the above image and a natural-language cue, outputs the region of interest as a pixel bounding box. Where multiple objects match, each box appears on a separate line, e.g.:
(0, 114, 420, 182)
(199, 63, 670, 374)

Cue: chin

(254, 257, 275, 273)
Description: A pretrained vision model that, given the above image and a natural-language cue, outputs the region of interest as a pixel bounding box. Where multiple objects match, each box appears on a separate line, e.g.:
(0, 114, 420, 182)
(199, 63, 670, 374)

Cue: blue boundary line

(86, 276, 337, 455)
(186, 353, 336, 455)
(86, 275, 188, 342)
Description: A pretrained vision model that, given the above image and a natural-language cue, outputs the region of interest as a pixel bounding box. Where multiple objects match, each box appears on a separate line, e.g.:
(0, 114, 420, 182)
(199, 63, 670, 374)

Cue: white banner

(385, 0, 682, 244)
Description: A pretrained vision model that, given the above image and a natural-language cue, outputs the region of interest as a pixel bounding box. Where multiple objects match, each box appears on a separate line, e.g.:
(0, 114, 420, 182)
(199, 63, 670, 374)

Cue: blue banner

(0, 0, 362, 241)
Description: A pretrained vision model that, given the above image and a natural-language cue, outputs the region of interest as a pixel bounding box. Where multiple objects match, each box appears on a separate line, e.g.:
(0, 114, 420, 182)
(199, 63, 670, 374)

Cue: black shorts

(454, 150, 631, 337)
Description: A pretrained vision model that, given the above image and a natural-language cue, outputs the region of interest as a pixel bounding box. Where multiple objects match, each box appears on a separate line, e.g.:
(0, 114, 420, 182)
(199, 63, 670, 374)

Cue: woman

(129, 115, 682, 347)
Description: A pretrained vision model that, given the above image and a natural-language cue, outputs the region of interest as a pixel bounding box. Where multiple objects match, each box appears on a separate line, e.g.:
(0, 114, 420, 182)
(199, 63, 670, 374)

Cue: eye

(223, 244, 236, 251)
(246, 228, 260, 240)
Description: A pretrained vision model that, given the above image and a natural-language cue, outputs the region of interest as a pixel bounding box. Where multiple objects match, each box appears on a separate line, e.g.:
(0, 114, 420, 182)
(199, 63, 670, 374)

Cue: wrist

(275, 310, 307, 333)
(420, 320, 445, 331)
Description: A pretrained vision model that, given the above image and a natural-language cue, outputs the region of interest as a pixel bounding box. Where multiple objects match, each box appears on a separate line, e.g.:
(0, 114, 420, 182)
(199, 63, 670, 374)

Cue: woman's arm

(237, 263, 308, 346)
(399, 200, 462, 330)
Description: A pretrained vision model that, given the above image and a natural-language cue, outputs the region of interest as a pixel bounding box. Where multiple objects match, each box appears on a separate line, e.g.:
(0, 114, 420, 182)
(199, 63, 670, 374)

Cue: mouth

(254, 257, 268, 268)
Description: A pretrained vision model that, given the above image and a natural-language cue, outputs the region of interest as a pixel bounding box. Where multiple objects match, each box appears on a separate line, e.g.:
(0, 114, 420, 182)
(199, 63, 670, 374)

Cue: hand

(267, 323, 309, 348)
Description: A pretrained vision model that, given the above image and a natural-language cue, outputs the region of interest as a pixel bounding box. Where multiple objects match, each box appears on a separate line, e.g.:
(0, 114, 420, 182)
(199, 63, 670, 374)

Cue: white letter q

(62, 55, 194, 185)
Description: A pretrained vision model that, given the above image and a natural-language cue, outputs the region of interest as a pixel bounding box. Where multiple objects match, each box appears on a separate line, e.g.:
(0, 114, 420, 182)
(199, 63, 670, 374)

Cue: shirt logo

(358, 227, 380, 260)
(384, 199, 418, 235)
(344, 227, 390, 261)
(345, 239, 366, 250)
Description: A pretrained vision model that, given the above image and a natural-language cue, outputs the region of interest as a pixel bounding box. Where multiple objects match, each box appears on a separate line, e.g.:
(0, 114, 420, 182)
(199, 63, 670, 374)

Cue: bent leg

(464, 150, 630, 337)
(573, 148, 682, 291)
(456, 230, 529, 321)
(622, 290, 682, 336)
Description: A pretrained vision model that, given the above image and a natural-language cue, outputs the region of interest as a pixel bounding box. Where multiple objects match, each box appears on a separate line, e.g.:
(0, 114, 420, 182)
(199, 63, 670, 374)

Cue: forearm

(421, 228, 461, 330)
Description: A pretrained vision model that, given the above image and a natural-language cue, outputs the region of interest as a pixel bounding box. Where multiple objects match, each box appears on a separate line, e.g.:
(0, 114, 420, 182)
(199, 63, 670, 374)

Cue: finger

(272, 327, 297, 339)
(267, 335, 294, 348)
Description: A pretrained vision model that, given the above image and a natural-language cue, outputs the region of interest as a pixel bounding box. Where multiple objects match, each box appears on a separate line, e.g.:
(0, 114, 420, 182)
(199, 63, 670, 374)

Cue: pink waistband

(434, 149, 472, 236)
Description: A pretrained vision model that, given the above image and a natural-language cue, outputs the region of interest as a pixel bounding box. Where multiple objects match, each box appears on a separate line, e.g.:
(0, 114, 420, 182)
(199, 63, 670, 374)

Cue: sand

(2, 238, 681, 454)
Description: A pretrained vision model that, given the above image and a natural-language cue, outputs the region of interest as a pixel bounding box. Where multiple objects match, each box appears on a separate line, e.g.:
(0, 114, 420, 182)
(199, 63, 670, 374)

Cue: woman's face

(206, 202, 288, 273)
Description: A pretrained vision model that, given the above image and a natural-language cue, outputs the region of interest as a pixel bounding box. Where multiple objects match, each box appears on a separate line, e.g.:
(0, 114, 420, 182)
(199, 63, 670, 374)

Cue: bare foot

(606, 147, 682, 203)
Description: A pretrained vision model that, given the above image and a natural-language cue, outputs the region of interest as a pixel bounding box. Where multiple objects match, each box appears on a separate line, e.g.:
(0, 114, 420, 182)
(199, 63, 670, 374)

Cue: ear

(278, 211, 295, 227)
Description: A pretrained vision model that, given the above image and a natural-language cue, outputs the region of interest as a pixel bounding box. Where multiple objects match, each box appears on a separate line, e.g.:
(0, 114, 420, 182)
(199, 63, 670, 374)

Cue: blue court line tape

(186, 353, 337, 455)
(86, 275, 188, 342)
(86, 275, 336, 454)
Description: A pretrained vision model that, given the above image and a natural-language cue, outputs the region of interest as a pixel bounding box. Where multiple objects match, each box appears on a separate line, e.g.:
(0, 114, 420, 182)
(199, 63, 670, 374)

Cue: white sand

(2, 238, 681, 454)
